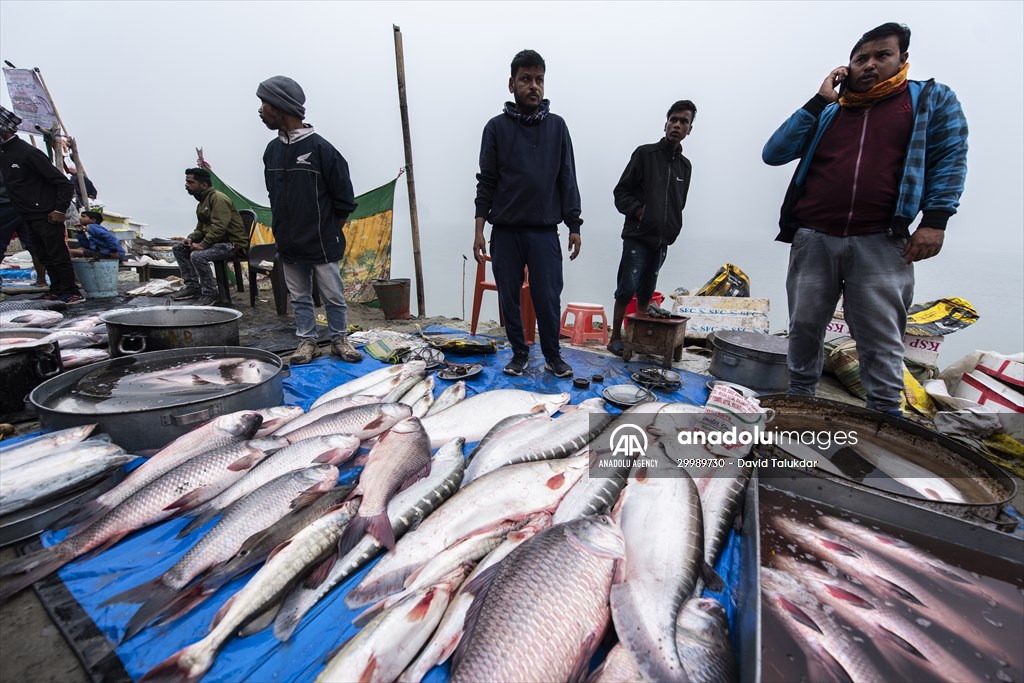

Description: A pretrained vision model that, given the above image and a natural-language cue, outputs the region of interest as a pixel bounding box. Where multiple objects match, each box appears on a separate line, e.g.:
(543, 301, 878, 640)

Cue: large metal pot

(0, 332, 63, 414)
(708, 330, 789, 391)
(100, 306, 241, 357)
(28, 346, 286, 452)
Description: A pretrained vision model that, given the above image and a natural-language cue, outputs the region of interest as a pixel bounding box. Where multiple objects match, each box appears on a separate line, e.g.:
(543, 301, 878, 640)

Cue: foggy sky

(2, 1, 1022, 357)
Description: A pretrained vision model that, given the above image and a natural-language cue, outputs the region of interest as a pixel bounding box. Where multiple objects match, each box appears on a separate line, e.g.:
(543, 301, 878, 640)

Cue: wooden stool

(623, 312, 688, 367)
(559, 302, 609, 346)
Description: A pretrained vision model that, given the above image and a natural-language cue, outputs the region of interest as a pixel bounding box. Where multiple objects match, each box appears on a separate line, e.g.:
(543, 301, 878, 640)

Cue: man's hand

(47, 210, 66, 224)
(473, 231, 487, 264)
(902, 227, 944, 265)
(635, 207, 645, 222)
(190, 242, 204, 252)
(182, 237, 192, 247)
(568, 233, 581, 261)
(818, 67, 849, 104)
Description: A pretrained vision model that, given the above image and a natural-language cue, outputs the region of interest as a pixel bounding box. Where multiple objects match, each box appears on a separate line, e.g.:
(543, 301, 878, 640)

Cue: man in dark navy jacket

(608, 101, 695, 356)
(258, 76, 361, 365)
(473, 50, 583, 378)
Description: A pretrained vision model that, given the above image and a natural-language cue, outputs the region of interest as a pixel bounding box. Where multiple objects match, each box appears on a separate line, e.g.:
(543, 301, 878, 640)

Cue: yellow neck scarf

(839, 62, 909, 108)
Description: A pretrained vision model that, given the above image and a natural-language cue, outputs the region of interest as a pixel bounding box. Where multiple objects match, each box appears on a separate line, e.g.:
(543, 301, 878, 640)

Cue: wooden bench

(623, 312, 689, 368)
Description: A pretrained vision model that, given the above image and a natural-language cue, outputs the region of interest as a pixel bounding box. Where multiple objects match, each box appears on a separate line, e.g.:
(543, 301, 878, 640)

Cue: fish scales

(420, 390, 571, 448)
(463, 409, 611, 483)
(140, 501, 360, 683)
(272, 395, 379, 437)
(450, 517, 622, 683)
(675, 598, 738, 683)
(345, 456, 588, 609)
(281, 403, 411, 444)
(115, 466, 340, 641)
(273, 438, 466, 641)
(309, 362, 422, 410)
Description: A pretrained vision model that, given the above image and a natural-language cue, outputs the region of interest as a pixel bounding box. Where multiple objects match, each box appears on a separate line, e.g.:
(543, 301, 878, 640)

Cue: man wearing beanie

(0, 106, 82, 303)
(258, 75, 361, 364)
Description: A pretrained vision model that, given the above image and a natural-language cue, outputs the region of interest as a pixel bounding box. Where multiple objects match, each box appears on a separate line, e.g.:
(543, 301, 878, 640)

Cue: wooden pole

(33, 68, 90, 209)
(393, 25, 426, 318)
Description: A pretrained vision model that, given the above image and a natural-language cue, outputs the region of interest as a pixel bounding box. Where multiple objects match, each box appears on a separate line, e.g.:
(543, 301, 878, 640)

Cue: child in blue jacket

(70, 210, 125, 260)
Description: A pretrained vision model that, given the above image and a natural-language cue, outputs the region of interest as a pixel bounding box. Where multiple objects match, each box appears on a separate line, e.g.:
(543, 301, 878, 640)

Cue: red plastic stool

(624, 291, 665, 329)
(559, 302, 609, 346)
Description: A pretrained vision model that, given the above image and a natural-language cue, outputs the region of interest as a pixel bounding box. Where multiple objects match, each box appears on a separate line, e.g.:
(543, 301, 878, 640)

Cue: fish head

(258, 406, 305, 430)
(233, 360, 270, 384)
(325, 434, 362, 452)
(217, 411, 264, 438)
(682, 597, 730, 630)
(380, 402, 414, 424)
(400, 360, 426, 378)
(568, 514, 625, 560)
(300, 464, 341, 487)
(533, 391, 571, 415)
(390, 416, 424, 434)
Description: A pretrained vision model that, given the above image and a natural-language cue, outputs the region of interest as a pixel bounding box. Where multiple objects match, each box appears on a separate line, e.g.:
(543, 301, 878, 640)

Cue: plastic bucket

(624, 291, 664, 328)
(71, 258, 119, 298)
(372, 278, 411, 320)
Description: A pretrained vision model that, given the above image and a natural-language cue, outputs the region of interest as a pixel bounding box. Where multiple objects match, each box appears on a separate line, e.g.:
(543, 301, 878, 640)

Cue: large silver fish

(688, 461, 752, 567)
(552, 445, 631, 524)
(316, 566, 470, 683)
(399, 513, 551, 683)
(345, 455, 588, 609)
(108, 464, 340, 642)
(0, 424, 98, 464)
(273, 438, 466, 642)
(675, 598, 738, 683)
(309, 362, 424, 409)
(419, 390, 571, 448)
(338, 416, 432, 554)
(253, 406, 305, 438)
(140, 500, 361, 683)
(281, 403, 411, 444)
(271, 395, 379, 438)
(178, 434, 359, 537)
(450, 516, 624, 683)
(464, 408, 611, 484)
(0, 441, 134, 516)
(0, 438, 276, 601)
(0, 309, 63, 327)
(610, 468, 706, 683)
(62, 411, 264, 527)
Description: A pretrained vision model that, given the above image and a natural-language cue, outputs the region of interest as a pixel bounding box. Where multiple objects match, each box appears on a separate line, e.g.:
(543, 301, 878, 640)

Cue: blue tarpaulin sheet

(33, 329, 740, 681)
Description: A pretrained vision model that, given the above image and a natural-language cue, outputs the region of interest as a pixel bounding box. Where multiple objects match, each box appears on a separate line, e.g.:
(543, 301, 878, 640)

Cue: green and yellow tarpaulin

(205, 164, 397, 303)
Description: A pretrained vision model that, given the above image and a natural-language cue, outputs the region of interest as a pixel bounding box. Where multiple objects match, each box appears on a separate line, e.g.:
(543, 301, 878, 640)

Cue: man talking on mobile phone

(762, 22, 968, 415)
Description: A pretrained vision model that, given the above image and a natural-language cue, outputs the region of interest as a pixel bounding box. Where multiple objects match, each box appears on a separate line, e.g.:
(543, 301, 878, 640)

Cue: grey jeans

(786, 228, 914, 413)
(172, 241, 235, 296)
(281, 260, 348, 340)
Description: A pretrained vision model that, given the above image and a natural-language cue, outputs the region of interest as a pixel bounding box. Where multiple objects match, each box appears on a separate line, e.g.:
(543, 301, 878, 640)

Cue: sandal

(607, 339, 625, 357)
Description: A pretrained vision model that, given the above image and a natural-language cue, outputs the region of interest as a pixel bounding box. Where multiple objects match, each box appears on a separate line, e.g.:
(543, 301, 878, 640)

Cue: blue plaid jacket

(762, 79, 969, 242)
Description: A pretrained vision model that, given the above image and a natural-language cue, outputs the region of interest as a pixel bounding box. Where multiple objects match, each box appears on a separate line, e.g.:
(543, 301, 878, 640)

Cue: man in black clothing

(0, 106, 81, 303)
(473, 50, 583, 378)
(607, 101, 695, 356)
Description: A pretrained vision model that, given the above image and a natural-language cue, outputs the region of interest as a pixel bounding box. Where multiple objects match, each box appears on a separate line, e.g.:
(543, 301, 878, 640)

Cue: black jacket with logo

(263, 128, 357, 264)
(0, 135, 74, 220)
(613, 138, 692, 247)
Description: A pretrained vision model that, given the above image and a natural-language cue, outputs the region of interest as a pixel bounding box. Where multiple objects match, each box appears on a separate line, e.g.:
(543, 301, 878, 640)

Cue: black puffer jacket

(0, 135, 74, 220)
(613, 139, 691, 247)
(263, 127, 357, 264)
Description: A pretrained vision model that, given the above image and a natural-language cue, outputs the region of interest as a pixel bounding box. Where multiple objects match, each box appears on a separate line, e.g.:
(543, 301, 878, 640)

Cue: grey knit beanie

(257, 76, 306, 119)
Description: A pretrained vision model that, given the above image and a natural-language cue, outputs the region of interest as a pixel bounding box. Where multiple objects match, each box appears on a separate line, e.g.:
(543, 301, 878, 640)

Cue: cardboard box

(975, 352, 1024, 388)
(668, 295, 770, 340)
(954, 370, 1024, 413)
(824, 317, 945, 366)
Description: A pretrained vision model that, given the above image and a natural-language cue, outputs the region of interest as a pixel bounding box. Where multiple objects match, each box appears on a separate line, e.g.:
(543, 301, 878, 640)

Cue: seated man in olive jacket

(172, 167, 248, 306)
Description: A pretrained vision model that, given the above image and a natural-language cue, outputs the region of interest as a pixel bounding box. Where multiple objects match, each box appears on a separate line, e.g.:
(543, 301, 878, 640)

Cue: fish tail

(337, 509, 395, 558)
(119, 585, 179, 642)
(344, 568, 410, 610)
(176, 509, 217, 538)
(151, 582, 216, 629)
(138, 645, 208, 683)
(0, 547, 70, 602)
(102, 577, 163, 606)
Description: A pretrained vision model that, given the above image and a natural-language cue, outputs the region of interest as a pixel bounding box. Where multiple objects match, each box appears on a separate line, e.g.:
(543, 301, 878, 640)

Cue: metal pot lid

(712, 330, 789, 362)
(100, 305, 241, 327)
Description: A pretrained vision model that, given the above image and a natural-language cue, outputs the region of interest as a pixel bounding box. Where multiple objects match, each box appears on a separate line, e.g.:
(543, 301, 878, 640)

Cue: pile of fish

(0, 298, 124, 368)
(762, 511, 1023, 683)
(0, 425, 135, 518)
(0, 359, 760, 683)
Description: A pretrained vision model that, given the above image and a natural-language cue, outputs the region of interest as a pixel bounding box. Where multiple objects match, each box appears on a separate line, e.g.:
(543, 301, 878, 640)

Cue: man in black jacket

(473, 50, 583, 378)
(0, 106, 81, 303)
(258, 76, 361, 365)
(607, 101, 695, 355)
